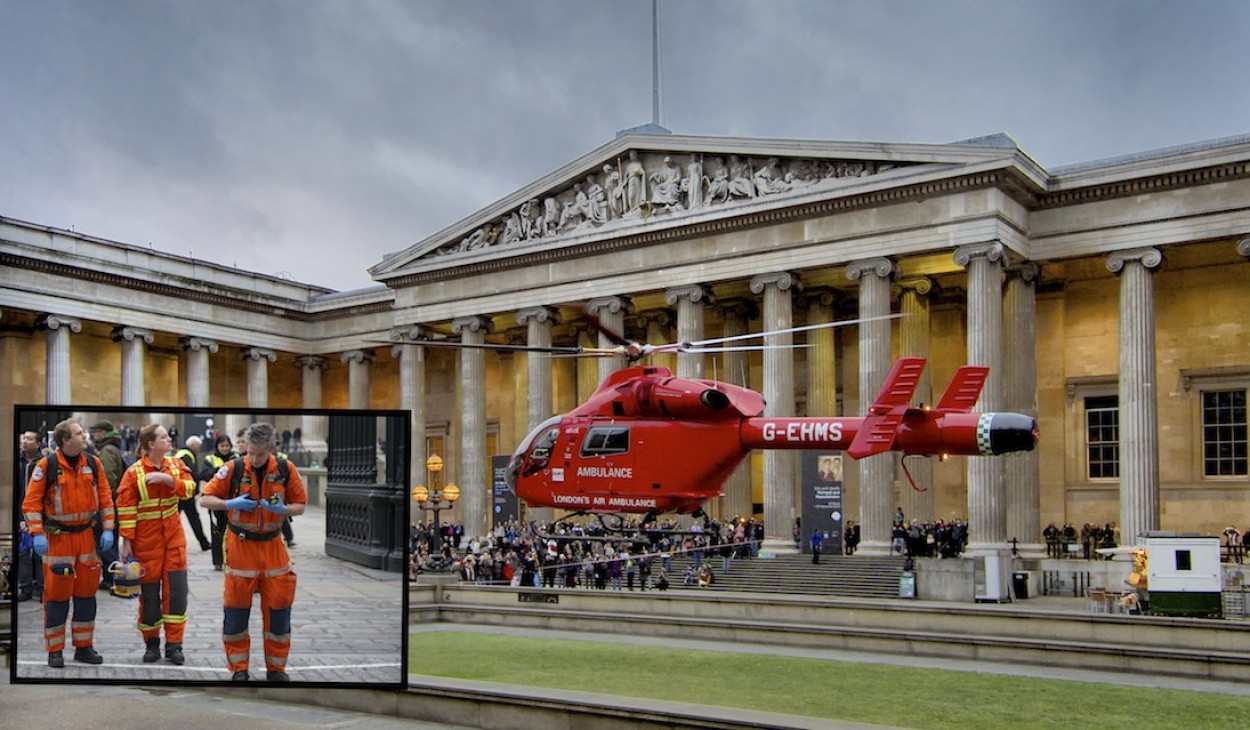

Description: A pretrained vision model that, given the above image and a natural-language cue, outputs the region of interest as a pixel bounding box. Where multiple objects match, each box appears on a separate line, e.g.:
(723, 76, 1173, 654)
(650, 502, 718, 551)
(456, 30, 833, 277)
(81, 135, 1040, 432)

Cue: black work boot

(266, 669, 290, 682)
(143, 637, 161, 663)
(165, 642, 185, 665)
(48, 651, 64, 668)
(74, 646, 104, 665)
(231, 670, 250, 682)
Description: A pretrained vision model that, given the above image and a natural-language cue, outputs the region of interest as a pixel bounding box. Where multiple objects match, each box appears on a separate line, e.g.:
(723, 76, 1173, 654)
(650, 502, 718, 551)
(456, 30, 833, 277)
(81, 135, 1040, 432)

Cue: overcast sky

(3, 1, 1248, 292)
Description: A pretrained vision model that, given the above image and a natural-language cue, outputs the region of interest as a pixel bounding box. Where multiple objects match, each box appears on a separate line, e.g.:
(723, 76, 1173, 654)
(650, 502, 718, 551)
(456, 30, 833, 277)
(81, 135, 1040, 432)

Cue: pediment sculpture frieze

(432, 151, 908, 258)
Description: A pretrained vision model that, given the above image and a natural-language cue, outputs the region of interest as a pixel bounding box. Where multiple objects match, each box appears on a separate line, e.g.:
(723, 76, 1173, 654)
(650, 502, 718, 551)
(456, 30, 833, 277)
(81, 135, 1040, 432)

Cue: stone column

(516, 307, 559, 524)
(896, 278, 934, 522)
(112, 326, 154, 407)
(666, 284, 714, 380)
(37, 314, 80, 404)
(749, 272, 799, 554)
(391, 326, 429, 501)
(718, 299, 758, 520)
(241, 347, 276, 409)
(1107, 248, 1164, 546)
(954, 242, 1007, 553)
(340, 349, 376, 409)
(586, 295, 633, 382)
(640, 309, 676, 371)
(847, 258, 895, 555)
(452, 315, 493, 539)
(1004, 262, 1043, 555)
(801, 288, 838, 417)
(180, 337, 218, 409)
(296, 356, 329, 465)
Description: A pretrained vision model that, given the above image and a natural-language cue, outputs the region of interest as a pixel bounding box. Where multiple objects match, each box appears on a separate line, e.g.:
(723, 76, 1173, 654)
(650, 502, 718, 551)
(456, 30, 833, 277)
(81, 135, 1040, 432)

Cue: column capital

(797, 286, 839, 309)
(664, 284, 715, 307)
(749, 271, 800, 294)
(296, 355, 328, 371)
(180, 336, 219, 354)
(36, 314, 81, 333)
(240, 347, 277, 363)
(1005, 261, 1040, 283)
(340, 349, 377, 365)
(389, 324, 431, 342)
(895, 276, 936, 297)
(717, 297, 759, 321)
(953, 241, 1005, 268)
(635, 309, 674, 328)
(1106, 247, 1163, 274)
(516, 306, 562, 326)
(1236, 235, 1249, 259)
(846, 257, 895, 281)
(451, 315, 494, 335)
(585, 295, 634, 316)
(111, 325, 154, 344)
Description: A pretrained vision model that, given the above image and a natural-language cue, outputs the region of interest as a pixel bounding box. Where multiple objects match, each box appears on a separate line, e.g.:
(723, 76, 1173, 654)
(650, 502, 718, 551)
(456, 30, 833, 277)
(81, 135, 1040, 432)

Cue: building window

(1086, 395, 1119, 479)
(1202, 390, 1248, 477)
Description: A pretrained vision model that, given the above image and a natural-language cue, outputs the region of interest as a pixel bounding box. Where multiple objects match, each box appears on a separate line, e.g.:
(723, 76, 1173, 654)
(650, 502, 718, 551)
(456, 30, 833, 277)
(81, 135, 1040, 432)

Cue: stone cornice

(0, 252, 394, 322)
(1038, 161, 1250, 210)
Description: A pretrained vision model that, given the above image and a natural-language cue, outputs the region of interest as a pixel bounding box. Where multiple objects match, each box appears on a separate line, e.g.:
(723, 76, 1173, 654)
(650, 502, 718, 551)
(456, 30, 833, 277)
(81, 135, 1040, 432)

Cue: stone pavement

(13, 502, 406, 685)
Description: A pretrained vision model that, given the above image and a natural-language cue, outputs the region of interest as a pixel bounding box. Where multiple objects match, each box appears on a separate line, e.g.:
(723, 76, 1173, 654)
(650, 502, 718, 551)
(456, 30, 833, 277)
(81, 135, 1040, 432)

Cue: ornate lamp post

(412, 454, 461, 572)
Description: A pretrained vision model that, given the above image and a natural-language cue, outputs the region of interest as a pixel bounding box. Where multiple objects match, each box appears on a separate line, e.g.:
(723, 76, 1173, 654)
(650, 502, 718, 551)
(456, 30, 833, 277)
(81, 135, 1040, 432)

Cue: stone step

(661, 553, 908, 598)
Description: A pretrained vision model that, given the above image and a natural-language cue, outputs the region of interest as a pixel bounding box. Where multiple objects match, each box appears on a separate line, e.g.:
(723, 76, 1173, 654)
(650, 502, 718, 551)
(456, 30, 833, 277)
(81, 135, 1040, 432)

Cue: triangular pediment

(369, 132, 1033, 282)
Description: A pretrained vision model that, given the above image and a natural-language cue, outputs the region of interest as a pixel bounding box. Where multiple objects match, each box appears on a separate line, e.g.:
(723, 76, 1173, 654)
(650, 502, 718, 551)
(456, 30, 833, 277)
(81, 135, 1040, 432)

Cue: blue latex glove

(99, 529, 114, 552)
(261, 494, 287, 515)
(33, 534, 49, 556)
(225, 495, 258, 512)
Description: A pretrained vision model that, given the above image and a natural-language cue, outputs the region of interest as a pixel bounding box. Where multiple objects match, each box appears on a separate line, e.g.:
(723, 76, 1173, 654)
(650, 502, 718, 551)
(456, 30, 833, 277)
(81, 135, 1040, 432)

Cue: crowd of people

(14, 419, 305, 682)
(410, 515, 766, 591)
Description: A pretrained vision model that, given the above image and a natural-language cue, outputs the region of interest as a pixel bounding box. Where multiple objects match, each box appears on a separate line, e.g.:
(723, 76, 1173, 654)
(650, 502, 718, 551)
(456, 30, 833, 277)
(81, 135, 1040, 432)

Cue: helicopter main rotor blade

(679, 344, 815, 354)
(687, 313, 904, 347)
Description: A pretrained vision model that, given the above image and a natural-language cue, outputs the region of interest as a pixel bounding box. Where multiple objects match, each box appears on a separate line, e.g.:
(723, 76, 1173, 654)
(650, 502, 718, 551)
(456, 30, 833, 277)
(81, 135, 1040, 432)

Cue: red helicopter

(503, 355, 1037, 518)
(394, 315, 1037, 522)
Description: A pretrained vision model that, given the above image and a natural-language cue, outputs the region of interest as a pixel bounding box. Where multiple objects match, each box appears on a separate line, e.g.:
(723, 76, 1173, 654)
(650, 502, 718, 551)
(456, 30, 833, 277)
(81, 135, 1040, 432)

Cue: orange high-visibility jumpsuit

(115, 455, 195, 646)
(21, 452, 115, 653)
(203, 455, 306, 675)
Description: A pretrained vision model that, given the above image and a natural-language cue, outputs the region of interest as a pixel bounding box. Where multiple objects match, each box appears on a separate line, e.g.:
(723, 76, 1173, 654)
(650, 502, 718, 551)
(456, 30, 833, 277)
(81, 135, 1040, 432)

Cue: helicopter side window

(581, 426, 630, 457)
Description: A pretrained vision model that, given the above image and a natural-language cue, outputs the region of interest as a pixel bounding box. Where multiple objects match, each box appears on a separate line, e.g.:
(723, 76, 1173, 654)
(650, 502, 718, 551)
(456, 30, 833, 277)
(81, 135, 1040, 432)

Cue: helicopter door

(577, 424, 636, 497)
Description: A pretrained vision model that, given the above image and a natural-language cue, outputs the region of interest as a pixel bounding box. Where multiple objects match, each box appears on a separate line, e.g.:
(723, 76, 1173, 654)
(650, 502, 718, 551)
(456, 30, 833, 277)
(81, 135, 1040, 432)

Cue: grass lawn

(410, 631, 1250, 729)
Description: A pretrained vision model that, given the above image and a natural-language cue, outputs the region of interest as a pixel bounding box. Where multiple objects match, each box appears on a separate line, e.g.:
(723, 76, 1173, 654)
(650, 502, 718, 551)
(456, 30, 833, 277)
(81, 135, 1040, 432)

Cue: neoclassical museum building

(3, 128, 1248, 559)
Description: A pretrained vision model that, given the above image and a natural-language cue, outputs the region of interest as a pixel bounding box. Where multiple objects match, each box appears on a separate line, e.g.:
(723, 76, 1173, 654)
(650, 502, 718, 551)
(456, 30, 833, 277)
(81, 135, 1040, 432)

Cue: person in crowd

(21, 419, 115, 667)
(844, 521, 860, 555)
(810, 528, 824, 564)
(116, 424, 196, 664)
(174, 435, 213, 552)
(201, 422, 307, 682)
(203, 434, 237, 570)
(89, 420, 126, 594)
(16, 430, 44, 602)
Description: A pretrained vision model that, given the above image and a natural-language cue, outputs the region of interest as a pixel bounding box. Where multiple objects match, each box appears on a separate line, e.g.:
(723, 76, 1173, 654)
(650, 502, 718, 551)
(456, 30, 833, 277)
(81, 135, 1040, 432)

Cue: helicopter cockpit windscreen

(505, 415, 562, 490)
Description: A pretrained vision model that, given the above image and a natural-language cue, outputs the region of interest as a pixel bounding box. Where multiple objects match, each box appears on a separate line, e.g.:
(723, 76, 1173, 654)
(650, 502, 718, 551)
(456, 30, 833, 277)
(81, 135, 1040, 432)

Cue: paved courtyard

(13, 502, 406, 685)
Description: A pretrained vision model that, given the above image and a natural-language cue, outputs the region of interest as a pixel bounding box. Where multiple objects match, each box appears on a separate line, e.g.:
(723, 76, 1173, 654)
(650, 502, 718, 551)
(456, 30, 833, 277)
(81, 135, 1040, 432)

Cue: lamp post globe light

(412, 454, 460, 572)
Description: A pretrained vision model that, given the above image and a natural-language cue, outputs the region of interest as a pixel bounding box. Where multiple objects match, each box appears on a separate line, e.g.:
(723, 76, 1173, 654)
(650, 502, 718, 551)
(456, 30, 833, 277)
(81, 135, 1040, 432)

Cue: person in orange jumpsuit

(201, 421, 306, 682)
(21, 419, 115, 668)
(115, 423, 196, 665)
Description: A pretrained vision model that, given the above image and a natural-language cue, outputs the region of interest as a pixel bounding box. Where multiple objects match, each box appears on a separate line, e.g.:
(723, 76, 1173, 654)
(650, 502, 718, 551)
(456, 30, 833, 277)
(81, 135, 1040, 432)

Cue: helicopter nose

(986, 413, 1038, 454)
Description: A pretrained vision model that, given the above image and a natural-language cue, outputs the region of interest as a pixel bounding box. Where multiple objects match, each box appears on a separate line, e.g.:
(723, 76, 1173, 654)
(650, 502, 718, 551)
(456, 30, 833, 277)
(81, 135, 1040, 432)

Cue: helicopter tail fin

(933, 365, 989, 413)
(847, 358, 926, 458)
